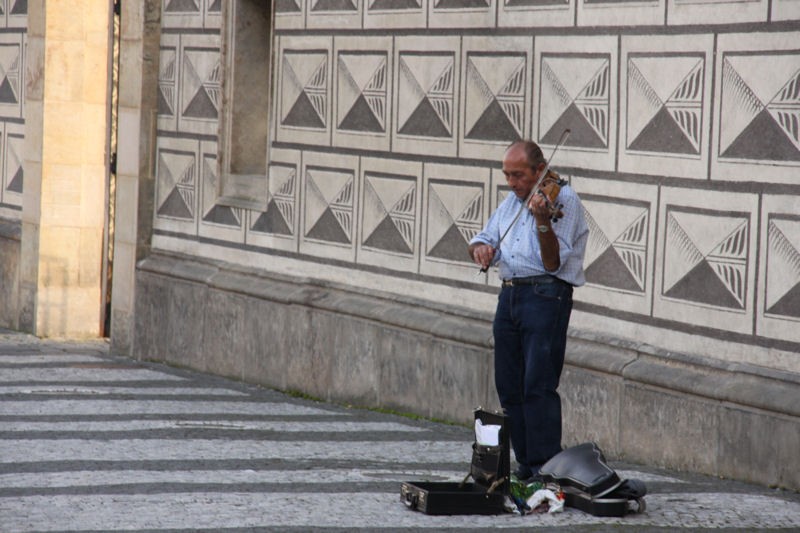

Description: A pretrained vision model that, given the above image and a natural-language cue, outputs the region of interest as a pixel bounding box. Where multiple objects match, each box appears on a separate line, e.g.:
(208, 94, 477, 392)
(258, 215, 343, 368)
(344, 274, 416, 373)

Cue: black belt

(502, 275, 561, 287)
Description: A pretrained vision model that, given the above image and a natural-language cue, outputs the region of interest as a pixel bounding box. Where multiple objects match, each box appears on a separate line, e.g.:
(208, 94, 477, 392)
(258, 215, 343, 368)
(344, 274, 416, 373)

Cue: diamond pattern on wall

(277, 0, 303, 12)
(627, 55, 704, 155)
(337, 52, 388, 133)
(158, 49, 177, 117)
(182, 48, 220, 119)
(369, 0, 422, 9)
(165, 0, 200, 12)
(540, 54, 610, 148)
(426, 180, 482, 261)
(0, 44, 21, 105)
(157, 149, 196, 220)
(362, 173, 416, 254)
(719, 52, 800, 162)
(281, 51, 328, 129)
(663, 207, 749, 310)
(583, 196, 649, 293)
(465, 52, 526, 142)
(305, 166, 354, 244)
(252, 163, 297, 236)
(310, 0, 358, 11)
(397, 52, 455, 138)
(765, 215, 800, 319)
(5, 133, 22, 193)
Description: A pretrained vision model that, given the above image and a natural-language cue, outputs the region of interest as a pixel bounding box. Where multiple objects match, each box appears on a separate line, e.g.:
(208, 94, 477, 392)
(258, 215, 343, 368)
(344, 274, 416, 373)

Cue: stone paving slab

(0, 331, 798, 532)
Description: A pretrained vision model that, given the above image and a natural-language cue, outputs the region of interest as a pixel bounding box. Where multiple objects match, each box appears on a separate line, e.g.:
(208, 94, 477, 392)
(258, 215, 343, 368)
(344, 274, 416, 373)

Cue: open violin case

(400, 409, 510, 515)
(539, 442, 647, 517)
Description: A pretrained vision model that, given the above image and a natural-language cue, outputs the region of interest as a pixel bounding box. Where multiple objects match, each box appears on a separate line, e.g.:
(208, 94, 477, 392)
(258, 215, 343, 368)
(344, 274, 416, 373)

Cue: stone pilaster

(20, 1, 112, 337)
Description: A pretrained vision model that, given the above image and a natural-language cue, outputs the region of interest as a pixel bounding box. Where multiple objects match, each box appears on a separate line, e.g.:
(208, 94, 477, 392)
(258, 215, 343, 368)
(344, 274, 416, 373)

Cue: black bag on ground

(538, 442, 647, 517)
(400, 409, 510, 515)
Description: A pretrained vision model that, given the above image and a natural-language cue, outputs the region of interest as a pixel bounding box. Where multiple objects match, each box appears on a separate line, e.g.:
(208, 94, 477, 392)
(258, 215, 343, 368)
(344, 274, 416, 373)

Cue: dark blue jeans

(493, 280, 573, 471)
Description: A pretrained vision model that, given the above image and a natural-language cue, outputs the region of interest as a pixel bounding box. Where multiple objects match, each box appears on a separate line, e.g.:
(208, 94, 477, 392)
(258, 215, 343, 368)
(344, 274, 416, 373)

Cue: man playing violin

(468, 139, 589, 481)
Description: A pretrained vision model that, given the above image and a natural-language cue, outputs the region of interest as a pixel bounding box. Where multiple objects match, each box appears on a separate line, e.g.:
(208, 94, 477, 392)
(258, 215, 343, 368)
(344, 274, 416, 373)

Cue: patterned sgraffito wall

(0, 0, 26, 221)
(152, 0, 800, 366)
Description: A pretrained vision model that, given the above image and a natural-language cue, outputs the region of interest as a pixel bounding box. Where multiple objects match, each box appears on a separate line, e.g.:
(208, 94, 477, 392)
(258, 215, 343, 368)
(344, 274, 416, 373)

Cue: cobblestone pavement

(1, 330, 799, 532)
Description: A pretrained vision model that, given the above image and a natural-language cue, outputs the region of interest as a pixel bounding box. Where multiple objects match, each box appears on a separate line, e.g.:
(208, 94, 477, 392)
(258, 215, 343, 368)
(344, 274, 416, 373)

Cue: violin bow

(479, 129, 571, 274)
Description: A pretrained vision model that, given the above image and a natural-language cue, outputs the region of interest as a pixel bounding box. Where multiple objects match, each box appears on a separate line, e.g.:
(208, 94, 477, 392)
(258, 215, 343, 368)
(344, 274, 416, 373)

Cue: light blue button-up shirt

(470, 184, 589, 286)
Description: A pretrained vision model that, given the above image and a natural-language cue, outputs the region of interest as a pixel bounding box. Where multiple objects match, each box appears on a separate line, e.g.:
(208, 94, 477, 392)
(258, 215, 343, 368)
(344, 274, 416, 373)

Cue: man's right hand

(469, 243, 495, 270)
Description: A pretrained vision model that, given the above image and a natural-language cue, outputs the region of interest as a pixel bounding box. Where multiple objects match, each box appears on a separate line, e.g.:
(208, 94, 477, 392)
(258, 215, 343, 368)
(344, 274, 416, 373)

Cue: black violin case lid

(539, 442, 647, 517)
(400, 409, 510, 515)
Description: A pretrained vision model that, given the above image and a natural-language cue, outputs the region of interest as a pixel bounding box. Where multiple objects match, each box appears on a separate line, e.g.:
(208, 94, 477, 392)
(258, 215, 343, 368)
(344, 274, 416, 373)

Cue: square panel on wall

(497, 0, 574, 28)
(393, 36, 461, 158)
(299, 151, 359, 262)
(246, 147, 302, 252)
(154, 136, 201, 236)
(1, 121, 22, 208)
(654, 187, 758, 335)
(332, 36, 393, 152)
(275, 0, 305, 29)
(3, 0, 27, 28)
(156, 33, 221, 136)
(534, 35, 618, 172)
(459, 36, 533, 162)
(428, 0, 497, 28)
(162, 0, 220, 30)
(274, 35, 333, 147)
(667, 0, 767, 25)
(619, 34, 713, 180)
(364, 0, 427, 29)
(198, 139, 246, 243)
(712, 32, 800, 184)
(357, 157, 423, 273)
(757, 194, 800, 344)
(306, 0, 363, 29)
(0, 32, 24, 121)
(419, 162, 491, 281)
(577, 0, 664, 26)
(572, 176, 658, 316)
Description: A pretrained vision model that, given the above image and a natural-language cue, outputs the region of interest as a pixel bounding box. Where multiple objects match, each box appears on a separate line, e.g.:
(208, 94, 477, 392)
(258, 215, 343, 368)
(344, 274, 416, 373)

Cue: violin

(536, 170, 565, 222)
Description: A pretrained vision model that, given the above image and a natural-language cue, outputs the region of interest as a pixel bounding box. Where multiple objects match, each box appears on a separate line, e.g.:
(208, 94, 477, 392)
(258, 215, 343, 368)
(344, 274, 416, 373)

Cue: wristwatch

(537, 224, 550, 233)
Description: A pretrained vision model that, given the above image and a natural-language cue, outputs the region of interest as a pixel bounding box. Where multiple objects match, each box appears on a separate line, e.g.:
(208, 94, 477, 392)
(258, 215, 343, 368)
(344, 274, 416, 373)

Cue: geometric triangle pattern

(337, 52, 387, 133)
(165, 0, 200, 12)
(397, 52, 455, 138)
(582, 197, 648, 293)
(5, 134, 23, 194)
(304, 167, 354, 244)
(276, 0, 302, 12)
(369, 0, 422, 9)
(362, 173, 416, 254)
(663, 208, 749, 310)
(765, 216, 800, 319)
(253, 163, 297, 236)
(627, 55, 704, 155)
(540, 54, 610, 149)
(10, 0, 26, 15)
(156, 150, 196, 220)
(202, 156, 241, 228)
(182, 49, 220, 119)
(435, 0, 490, 7)
(465, 53, 525, 142)
(311, 0, 358, 10)
(281, 51, 328, 129)
(158, 50, 177, 117)
(0, 44, 20, 105)
(426, 181, 482, 262)
(719, 54, 800, 162)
